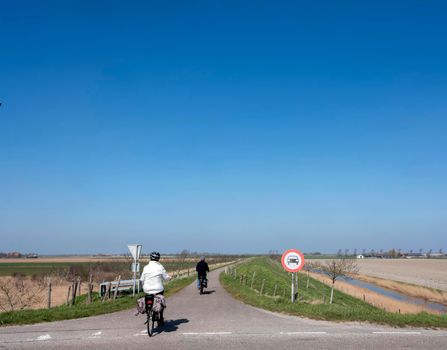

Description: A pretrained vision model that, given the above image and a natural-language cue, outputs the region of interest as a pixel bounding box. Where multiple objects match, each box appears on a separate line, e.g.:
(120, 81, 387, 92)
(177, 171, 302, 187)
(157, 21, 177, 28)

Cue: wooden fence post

(87, 274, 93, 304)
(260, 279, 265, 295)
(47, 279, 52, 309)
(251, 272, 256, 289)
(113, 276, 121, 300)
(78, 277, 81, 296)
(66, 285, 71, 306)
(102, 282, 111, 302)
(71, 280, 78, 306)
(273, 284, 277, 297)
(306, 272, 310, 289)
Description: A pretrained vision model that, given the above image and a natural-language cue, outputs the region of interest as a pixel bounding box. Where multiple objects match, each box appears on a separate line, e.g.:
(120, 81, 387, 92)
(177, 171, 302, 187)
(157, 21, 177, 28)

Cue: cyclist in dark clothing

(196, 256, 209, 289)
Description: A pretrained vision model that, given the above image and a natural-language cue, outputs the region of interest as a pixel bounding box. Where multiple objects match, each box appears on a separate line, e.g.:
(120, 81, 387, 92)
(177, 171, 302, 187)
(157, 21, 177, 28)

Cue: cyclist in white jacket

(140, 251, 171, 295)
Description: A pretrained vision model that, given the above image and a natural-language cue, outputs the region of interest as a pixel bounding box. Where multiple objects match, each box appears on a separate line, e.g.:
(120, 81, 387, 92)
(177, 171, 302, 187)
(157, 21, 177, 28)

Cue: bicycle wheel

(157, 310, 164, 327)
(147, 310, 154, 337)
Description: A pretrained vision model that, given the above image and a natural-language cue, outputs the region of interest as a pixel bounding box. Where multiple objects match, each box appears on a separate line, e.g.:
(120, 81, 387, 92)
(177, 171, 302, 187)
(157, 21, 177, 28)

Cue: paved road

(1, 268, 446, 349)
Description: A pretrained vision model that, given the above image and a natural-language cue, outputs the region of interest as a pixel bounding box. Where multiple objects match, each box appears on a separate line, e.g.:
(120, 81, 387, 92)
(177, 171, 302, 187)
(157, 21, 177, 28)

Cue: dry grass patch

(0, 276, 98, 311)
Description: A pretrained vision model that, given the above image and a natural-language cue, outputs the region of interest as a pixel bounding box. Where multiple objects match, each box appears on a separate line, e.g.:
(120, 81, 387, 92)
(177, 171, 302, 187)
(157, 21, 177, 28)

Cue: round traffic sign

(281, 249, 305, 272)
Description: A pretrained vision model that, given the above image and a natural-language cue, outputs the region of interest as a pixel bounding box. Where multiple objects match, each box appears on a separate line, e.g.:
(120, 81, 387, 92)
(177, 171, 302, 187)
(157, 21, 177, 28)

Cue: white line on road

(372, 332, 422, 335)
(280, 332, 327, 335)
(133, 330, 148, 336)
(88, 331, 102, 339)
(36, 334, 51, 341)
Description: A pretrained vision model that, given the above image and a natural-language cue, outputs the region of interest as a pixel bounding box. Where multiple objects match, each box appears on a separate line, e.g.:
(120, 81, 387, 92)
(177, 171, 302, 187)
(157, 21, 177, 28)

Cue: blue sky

(1, 1, 446, 254)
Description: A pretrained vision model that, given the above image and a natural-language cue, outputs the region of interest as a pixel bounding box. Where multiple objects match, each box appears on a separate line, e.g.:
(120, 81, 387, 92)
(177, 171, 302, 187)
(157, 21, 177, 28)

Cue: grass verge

(220, 257, 447, 329)
(0, 276, 195, 326)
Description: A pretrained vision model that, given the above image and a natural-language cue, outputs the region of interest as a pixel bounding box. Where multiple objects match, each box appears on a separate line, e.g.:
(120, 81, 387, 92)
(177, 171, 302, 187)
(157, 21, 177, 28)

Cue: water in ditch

(310, 270, 446, 313)
(340, 276, 447, 313)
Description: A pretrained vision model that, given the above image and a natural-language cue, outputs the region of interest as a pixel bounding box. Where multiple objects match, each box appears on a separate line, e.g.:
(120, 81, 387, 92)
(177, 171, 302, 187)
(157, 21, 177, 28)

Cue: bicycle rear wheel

(147, 310, 154, 337)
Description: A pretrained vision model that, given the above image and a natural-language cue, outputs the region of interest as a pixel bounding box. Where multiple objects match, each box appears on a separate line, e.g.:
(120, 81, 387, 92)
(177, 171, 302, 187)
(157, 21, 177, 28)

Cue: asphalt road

(1, 268, 446, 349)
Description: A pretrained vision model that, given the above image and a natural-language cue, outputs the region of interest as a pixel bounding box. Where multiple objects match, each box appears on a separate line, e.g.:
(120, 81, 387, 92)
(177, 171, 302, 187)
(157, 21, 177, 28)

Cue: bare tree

(178, 249, 190, 275)
(320, 259, 359, 304)
(0, 276, 45, 311)
(388, 249, 397, 258)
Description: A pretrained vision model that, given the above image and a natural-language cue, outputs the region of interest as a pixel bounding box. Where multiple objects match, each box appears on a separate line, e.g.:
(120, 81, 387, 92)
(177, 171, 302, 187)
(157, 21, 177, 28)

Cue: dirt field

(312, 258, 447, 291)
(354, 259, 447, 291)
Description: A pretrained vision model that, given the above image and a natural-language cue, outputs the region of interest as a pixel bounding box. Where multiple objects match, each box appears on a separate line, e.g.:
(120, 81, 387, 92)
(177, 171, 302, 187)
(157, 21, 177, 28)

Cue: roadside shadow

(202, 290, 216, 295)
(161, 318, 190, 333)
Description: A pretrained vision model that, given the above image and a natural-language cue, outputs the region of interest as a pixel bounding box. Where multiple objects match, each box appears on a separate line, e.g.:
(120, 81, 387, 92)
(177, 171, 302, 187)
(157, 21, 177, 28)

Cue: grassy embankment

(0, 275, 195, 326)
(220, 257, 447, 328)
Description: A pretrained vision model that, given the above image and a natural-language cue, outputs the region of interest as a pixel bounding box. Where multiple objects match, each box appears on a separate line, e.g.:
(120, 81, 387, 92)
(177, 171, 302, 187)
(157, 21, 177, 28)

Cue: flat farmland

(0, 256, 225, 276)
(0, 257, 124, 276)
(314, 259, 447, 291)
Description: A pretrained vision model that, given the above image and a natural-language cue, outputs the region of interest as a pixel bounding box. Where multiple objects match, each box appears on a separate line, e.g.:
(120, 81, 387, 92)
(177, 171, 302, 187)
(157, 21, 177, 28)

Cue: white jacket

(140, 261, 171, 294)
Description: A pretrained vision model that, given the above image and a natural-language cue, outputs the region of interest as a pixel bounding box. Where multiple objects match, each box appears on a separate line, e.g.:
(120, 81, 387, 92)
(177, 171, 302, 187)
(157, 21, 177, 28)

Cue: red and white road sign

(281, 249, 305, 273)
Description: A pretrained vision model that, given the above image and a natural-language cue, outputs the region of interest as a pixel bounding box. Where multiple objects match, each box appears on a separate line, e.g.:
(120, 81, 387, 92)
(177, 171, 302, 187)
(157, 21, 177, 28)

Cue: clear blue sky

(1, 1, 446, 255)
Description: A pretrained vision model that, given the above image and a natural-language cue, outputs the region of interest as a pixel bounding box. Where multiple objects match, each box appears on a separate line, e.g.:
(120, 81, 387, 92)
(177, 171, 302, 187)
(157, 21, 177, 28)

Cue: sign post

(127, 244, 142, 296)
(281, 249, 305, 303)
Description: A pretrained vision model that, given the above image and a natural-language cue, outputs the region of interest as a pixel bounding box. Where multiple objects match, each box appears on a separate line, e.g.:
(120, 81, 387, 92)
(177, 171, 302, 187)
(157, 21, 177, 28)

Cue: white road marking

(88, 331, 102, 339)
(280, 331, 327, 335)
(372, 331, 422, 335)
(36, 334, 51, 341)
(134, 330, 148, 336)
(183, 332, 232, 335)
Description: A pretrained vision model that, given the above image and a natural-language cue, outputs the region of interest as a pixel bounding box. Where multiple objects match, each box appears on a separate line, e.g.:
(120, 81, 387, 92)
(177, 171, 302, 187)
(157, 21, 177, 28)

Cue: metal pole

(137, 261, 140, 294)
(132, 260, 136, 296)
(291, 273, 295, 303)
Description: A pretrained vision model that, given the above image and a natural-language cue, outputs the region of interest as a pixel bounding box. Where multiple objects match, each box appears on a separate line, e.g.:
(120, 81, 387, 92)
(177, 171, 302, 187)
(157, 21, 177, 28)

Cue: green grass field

(220, 257, 447, 328)
(0, 262, 88, 276)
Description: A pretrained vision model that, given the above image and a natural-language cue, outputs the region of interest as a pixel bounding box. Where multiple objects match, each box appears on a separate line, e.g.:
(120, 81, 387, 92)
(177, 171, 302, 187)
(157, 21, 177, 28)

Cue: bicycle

(198, 276, 207, 295)
(144, 294, 164, 337)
